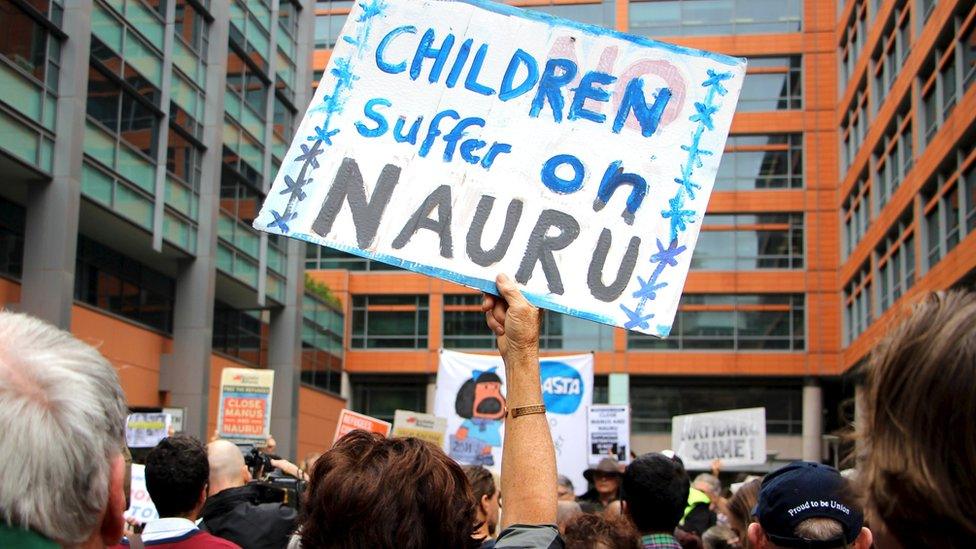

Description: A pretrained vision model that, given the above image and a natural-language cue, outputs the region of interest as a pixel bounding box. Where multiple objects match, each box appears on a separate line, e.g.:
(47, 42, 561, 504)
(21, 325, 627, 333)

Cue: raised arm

(483, 274, 557, 528)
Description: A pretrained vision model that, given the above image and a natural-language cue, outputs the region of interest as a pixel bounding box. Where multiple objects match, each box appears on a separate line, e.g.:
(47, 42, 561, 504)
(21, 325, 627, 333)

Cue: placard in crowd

(392, 409, 449, 446)
(217, 367, 275, 444)
(671, 407, 766, 470)
(587, 404, 631, 464)
(333, 408, 392, 443)
(125, 412, 171, 449)
(434, 349, 593, 494)
(254, 0, 746, 337)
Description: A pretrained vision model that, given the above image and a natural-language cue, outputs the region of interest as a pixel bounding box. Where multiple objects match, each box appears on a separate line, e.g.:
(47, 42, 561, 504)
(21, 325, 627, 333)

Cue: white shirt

(141, 517, 199, 542)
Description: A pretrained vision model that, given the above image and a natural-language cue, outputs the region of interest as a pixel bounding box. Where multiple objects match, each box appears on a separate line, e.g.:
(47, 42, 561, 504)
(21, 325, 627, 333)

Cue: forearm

(500, 347, 557, 528)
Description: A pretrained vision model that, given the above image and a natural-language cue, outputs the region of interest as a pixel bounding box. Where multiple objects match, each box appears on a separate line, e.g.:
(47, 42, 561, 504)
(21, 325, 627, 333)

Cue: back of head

(208, 439, 247, 492)
(146, 434, 209, 517)
(702, 525, 736, 549)
(463, 464, 496, 501)
(562, 512, 640, 549)
(623, 453, 690, 534)
(727, 479, 760, 548)
(0, 311, 127, 544)
(858, 290, 976, 545)
(753, 462, 863, 549)
(693, 473, 721, 498)
(301, 430, 479, 549)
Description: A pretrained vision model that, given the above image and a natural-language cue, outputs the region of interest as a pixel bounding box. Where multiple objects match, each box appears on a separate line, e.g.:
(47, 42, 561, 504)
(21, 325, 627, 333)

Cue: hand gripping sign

(255, 0, 745, 336)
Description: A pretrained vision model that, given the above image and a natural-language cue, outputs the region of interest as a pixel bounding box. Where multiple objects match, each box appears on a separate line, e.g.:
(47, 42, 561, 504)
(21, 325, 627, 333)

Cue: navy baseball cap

(753, 461, 863, 548)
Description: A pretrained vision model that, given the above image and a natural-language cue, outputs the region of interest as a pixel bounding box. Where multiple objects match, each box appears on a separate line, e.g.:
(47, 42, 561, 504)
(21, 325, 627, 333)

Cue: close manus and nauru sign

(255, 0, 746, 336)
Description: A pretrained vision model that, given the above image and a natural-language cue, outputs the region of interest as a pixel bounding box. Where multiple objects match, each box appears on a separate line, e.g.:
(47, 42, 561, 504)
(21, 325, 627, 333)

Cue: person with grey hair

(557, 475, 576, 502)
(0, 311, 129, 547)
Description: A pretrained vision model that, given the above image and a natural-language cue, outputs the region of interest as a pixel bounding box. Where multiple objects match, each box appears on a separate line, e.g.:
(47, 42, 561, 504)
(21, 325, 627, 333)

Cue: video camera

(240, 445, 306, 511)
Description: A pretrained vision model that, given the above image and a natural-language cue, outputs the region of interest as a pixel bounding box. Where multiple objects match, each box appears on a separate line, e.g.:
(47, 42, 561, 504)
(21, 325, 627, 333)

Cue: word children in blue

(356, 25, 673, 171)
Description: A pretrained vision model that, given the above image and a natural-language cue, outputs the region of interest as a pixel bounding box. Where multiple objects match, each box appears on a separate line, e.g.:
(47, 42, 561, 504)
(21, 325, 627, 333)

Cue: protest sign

(392, 409, 448, 446)
(124, 464, 158, 524)
(254, 0, 746, 337)
(587, 404, 631, 464)
(435, 350, 592, 495)
(334, 409, 392, 443)
(125, 413, 171, 448)
(217, 368, 275, 443)
(672, 407, 766, 470)
(162, 407, 185, 433)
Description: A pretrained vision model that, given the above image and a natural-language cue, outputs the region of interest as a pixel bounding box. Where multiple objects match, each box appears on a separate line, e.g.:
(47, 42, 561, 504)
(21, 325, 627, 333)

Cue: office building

(308, 0, 975, 467)
(0, 0, 345, 460)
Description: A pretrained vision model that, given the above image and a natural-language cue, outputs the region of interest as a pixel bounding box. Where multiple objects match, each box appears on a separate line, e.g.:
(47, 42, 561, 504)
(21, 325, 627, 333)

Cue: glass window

(226, 49, 267, 121)
(174, 0, 209, 56)
(872, 101, 913, 211)
(352, 376, 428, 423)
(843, 263, 872, 344)
(738, 56, 802, 111)
(86, 59, 160, 160)
(629, 378, 802, 434)
(315, 13, 349, 48)
(213, 304, 268, 366)
(0, 2, 61, 90)
(0, 198, 25, 279)
(74, 235, 175, 333)
(302, 295, 344, 395)
(693, 213, 804, 269)
(442, 294, 615, 350)
(628, 0, 802, 37)
(923, 145, 973, 271)
(351, 295, 429, 348)
(716, 134, 803, 190)
(305, 246, 403, 271)
(628, 294, 805, 350)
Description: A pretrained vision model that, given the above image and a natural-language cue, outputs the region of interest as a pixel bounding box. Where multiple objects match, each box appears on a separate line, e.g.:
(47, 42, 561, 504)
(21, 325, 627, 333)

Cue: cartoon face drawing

(453, 368, 506, 459)
(472, 379, 505, 420)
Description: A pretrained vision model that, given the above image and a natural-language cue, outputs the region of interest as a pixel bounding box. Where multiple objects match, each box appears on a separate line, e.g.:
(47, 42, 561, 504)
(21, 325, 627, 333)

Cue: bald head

(207, 440, 249, 495)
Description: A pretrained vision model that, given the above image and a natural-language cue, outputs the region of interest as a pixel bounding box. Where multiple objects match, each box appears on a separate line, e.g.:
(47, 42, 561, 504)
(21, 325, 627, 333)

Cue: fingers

(485, 308, 504, 336)
(495, 273, 529, 308)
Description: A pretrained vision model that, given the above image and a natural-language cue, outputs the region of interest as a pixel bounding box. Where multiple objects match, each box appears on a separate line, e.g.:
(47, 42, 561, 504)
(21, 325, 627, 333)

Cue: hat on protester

(583, 457, 622, 481)
(753, 461, 864, 548)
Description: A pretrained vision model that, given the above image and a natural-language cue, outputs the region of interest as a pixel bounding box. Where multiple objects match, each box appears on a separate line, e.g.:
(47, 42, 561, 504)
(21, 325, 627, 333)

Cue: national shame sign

(256, 0, 745, 336)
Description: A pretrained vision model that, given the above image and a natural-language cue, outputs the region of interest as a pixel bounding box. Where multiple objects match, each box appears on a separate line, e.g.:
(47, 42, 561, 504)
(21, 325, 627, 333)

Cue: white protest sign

(392, 409, 449, 446)
(435, 350, 592, 495)
(217, 368, 275, 443)
(125, 413, 171, 448)
(162, 407, 186, 433)
(124, 464, 158, 524)
(587, 404, 631, 464)
(671, 407, 766, 470)
(254, 0, 745, 336)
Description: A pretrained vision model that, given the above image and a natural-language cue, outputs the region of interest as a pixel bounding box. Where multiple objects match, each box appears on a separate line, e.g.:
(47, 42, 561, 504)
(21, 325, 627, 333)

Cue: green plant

(304, 273, 342, 309)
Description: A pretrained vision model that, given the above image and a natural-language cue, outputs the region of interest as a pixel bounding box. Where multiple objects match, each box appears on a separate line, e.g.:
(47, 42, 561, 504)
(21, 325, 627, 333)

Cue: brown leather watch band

(509, 404, 547, 418)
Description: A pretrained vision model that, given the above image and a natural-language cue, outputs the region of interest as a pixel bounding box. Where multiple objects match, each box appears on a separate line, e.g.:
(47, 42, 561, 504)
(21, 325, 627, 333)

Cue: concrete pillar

(265, 0, 317, 461)
(268, 238, 305, 460)
(340, 371, 352, 401)
(165, 2, 231, 441)
(20, 1, 93, 328)
(802, 378, 823, 462)
(608, 373, 629, 404)
(426, 376, 437, 413)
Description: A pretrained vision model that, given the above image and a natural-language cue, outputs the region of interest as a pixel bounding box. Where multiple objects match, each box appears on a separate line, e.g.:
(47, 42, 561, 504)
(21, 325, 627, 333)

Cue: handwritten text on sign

(255, 0, 745, 335)
(671, 407, 766, 470)
(217, 368, 275, 442)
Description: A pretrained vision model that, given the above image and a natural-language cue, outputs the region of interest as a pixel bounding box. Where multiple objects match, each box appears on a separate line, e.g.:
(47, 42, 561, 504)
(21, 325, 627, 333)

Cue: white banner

(588, 404, 631, 465)
(124, 464, 158, 524)
(125, 413, 171, 449)
(254, 0, 745, 337)
(671, 407, 766, 470)
(435, 349, 593, 495)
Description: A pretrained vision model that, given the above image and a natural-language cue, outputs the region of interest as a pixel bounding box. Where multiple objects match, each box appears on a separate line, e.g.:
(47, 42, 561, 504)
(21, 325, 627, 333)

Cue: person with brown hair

(561, 513, 640, 549)
(726, 479, 760, 549)
(463, 465, 501, 547)
(857, 290, 976, 547)
(298, 273, 560, 548)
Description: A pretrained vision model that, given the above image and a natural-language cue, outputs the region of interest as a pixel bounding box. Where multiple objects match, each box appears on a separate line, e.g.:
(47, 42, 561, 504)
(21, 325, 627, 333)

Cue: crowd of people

(1, 275, 975, 548)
